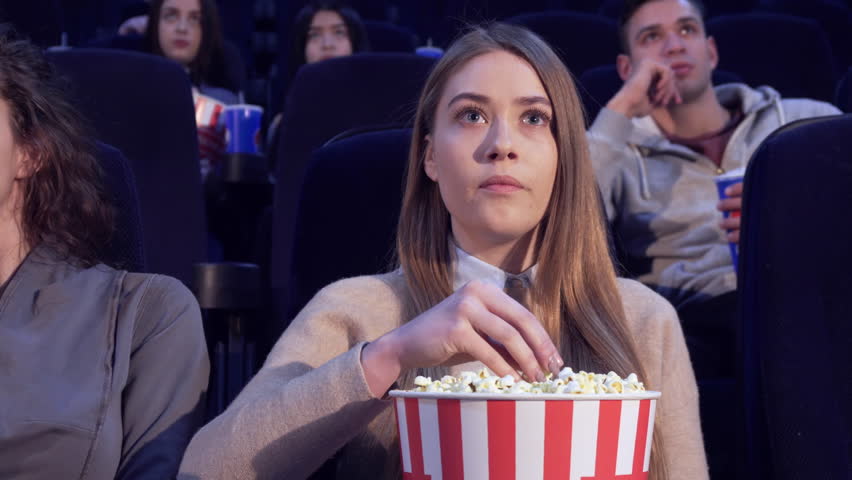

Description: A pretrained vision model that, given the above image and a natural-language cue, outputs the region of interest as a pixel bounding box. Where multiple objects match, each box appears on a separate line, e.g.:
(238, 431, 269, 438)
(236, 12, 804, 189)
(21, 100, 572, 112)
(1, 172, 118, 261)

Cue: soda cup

(222, 104, 264, 155)
(714, 166, 746, 270)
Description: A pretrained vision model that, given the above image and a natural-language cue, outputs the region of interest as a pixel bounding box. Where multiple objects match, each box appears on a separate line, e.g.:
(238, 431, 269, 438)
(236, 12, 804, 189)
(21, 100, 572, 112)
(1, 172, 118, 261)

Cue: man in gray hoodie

(588, 0, 839, 375)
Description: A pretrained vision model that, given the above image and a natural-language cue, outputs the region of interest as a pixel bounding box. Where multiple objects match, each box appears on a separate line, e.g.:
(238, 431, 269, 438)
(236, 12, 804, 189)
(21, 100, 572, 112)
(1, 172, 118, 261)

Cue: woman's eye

(334, 28, 347, 37)
(459, 109, 485, 123)
(524, 111, 549, 126)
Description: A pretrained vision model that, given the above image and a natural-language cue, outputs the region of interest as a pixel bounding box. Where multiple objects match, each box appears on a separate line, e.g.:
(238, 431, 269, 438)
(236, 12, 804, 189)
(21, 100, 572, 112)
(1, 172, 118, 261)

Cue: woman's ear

(423, 134, 438, 182)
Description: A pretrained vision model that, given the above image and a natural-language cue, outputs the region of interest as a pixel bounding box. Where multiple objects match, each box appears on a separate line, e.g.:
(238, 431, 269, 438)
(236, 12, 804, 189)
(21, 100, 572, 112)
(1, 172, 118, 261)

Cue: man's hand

(118, 15, 149, 36)
(606, 59, 683, 118)
(717, 182, 743, 244)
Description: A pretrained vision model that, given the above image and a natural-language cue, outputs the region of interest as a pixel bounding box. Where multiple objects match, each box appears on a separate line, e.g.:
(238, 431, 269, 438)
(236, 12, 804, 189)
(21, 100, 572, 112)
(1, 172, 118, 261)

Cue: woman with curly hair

(0, 27, 209, 480)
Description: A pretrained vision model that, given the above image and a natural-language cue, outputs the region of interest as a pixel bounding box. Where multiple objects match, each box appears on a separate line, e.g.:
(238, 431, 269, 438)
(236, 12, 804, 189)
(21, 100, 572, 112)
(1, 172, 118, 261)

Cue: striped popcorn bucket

(193, 90, 226, 128)
(389, 390, 660, 480)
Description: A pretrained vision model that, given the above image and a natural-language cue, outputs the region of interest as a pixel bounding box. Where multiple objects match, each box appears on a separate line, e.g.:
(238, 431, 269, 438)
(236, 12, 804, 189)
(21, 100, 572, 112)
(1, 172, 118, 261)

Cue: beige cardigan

(179, 272, 708, 479)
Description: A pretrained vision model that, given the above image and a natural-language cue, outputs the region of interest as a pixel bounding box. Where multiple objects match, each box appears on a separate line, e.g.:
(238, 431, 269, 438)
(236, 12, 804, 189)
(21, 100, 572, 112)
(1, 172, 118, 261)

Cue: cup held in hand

(714, 166, 746, 270)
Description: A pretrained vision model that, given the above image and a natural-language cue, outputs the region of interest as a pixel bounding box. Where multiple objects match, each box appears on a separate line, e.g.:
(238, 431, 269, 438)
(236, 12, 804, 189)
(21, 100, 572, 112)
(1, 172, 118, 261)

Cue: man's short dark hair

(617, 0, 707, 53)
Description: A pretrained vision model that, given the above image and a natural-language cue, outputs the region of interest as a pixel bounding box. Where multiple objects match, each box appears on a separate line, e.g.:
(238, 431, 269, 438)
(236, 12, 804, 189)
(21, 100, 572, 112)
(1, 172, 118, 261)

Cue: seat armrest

(193, 262, 262, 310)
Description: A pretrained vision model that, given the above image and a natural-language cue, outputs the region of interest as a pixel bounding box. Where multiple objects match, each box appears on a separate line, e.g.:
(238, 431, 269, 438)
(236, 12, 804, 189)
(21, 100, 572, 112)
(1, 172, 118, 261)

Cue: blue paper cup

(222, 104, 264, 155)
(714, 167, 745, 270)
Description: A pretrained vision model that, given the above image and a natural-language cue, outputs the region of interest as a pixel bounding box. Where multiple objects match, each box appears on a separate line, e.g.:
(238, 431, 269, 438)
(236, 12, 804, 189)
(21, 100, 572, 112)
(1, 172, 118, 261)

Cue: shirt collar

(451, 242, 537, 291)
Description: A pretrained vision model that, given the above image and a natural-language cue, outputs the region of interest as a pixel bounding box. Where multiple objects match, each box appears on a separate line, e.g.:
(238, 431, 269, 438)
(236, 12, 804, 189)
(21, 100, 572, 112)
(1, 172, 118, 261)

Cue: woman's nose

(485, 119, 517, 161)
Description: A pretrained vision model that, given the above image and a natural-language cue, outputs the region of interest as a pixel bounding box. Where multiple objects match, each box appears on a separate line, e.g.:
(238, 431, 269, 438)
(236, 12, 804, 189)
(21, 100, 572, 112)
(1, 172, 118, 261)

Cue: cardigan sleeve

(179, 276, 401, 480)
(615, 278, 709, 479)
(644, 287, 710, 479)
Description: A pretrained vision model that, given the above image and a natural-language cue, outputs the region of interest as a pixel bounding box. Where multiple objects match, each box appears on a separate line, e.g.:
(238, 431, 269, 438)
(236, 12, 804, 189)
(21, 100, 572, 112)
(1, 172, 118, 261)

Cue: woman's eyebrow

(447, 92, 489, 107)
(516, 96, 551, 107)
(447, 93, 551, 108)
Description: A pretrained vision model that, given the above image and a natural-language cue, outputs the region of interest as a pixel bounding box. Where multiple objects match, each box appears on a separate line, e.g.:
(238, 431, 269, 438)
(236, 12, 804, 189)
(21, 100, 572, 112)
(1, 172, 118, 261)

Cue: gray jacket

(0, 246, 209, 479)
(588, 83, 840, 308)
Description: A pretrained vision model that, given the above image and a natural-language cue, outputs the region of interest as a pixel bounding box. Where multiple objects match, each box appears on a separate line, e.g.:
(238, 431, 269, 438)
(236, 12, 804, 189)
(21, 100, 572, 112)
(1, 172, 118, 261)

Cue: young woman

(179, 23, 707, 480)
(288, 0, 369, 79)
(145, 0, 235, 102)
(144, 0, 236, 175)
(267, 1, 370, 157)
(0, 28, 209, 479)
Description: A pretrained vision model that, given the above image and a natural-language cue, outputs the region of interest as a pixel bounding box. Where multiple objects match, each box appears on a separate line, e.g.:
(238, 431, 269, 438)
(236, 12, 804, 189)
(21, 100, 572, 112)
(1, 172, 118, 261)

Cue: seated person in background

(267, 0, 370, 155)
(145, 0, 236, 175)
(118, 1, 151, 36)
(0, 28, 209, 479)
(587, 0, 840, 377)
(179, 23, 707, 480)
(288, 0, 370, 77)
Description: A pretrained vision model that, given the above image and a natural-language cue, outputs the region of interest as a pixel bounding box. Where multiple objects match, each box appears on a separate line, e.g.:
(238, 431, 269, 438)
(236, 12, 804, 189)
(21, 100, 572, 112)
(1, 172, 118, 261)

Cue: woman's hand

(361, 280, 564, 397)
(198, 125, 226, 175)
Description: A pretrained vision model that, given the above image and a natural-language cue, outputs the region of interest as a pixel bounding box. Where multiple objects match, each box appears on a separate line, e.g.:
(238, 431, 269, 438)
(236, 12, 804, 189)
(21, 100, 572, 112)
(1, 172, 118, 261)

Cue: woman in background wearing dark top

(287, 0, 370, 81)
(145, 0, 235, 102)
(146, 0, 236, 174)
(267, 1, 370, 157)
(0, 27, 209, 479)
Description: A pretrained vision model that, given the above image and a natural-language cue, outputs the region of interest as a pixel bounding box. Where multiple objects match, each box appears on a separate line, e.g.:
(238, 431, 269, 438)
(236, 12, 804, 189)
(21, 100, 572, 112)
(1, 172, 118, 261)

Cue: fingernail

(548, 354, 563, 374)
(535, 370, 546, 383)
(725, 186, 733, 195)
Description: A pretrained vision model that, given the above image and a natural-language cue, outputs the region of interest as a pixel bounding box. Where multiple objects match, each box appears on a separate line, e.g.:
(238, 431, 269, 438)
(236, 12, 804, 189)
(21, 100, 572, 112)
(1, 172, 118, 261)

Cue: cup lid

(715, 166, 746, 180)
(223, 104, 264, 113)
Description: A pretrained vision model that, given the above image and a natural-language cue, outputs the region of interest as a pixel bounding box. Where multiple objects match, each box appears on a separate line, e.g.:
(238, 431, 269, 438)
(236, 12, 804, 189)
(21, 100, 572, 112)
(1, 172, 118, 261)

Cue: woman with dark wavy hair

(288, 0, 370, 81)
(145, 0, 233, 100)
(0, 27, 209, 479)
(146, 0, 235, 175)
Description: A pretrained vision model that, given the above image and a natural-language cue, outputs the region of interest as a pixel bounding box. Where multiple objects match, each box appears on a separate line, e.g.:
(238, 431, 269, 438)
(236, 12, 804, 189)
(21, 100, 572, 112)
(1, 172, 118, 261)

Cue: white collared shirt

(452, 244, 537, 291)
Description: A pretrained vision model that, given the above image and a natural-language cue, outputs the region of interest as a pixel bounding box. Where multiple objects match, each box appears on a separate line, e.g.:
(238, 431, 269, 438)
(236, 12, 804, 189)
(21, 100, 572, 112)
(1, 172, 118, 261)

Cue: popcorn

(408, 367, 646, 394)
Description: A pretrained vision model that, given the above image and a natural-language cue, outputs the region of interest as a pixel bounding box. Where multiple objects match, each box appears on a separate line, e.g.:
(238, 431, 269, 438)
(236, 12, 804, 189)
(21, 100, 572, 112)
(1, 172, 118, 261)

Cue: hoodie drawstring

(774, 97, 786, 125)
(631, 145, 651, 200)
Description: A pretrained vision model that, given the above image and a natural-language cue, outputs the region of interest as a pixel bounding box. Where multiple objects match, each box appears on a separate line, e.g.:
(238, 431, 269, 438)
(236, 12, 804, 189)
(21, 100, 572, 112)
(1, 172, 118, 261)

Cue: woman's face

(158, 0, 203, 66)
(0, 99, 26, 218)
(425, 50, 558, 250)
(304, 10, 353, 64)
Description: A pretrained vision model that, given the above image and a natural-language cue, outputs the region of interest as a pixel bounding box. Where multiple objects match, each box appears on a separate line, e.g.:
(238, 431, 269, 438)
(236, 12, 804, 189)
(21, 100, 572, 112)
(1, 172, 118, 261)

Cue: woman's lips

(480, 175, 524, 193)
(173, 39, 190, 49)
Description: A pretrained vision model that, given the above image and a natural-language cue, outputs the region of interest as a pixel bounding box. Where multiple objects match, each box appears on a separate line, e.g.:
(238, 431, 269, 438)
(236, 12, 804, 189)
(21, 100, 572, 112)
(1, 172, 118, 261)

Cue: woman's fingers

(458, 326, 521, 381)
(461, 282, 563, 377)
(471, 308, 545, 381)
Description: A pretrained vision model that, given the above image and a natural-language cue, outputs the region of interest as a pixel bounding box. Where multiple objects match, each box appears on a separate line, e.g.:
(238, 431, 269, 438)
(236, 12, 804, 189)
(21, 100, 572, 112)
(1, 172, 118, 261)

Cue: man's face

(622, 0, 718, 103)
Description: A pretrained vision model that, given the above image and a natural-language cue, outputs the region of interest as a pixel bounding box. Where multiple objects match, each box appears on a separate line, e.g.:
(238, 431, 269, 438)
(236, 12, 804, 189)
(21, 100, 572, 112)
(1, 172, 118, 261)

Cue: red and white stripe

(393, 397, 656, 480)
(193, 93, 226, 127)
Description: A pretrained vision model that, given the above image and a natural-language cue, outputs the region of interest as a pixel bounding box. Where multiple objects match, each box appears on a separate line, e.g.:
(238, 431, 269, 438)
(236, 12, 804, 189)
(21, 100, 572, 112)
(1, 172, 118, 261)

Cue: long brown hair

(146, 0, 229, 88)
(0, 26, 115, 268)
(393, 23, 668, 479)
